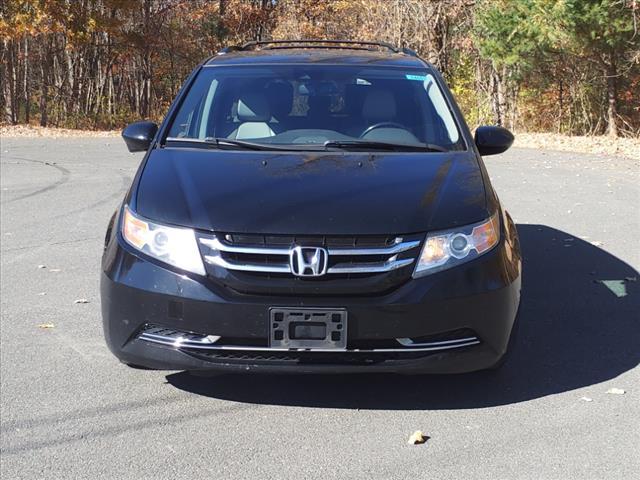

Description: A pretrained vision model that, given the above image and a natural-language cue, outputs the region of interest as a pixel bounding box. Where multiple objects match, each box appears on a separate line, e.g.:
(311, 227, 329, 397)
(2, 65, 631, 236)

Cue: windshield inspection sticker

(405, 74, 427, 81)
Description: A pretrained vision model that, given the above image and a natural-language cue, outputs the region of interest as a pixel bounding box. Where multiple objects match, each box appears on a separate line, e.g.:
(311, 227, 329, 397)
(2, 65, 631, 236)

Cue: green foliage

(472, 0, 639, 135)
(450, 56, 492, 128)
(565, 0, 637, 53)
(474, 0, 568, 70)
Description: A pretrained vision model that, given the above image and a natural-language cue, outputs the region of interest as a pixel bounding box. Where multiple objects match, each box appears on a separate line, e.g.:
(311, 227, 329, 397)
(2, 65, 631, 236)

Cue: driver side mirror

(122, 121, 158, 153)
(474, 126, 514, 156)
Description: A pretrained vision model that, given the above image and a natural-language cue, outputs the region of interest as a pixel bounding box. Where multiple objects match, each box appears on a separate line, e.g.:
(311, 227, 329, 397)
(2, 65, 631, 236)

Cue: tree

(474, 0, 565, 127)
(563, 0, 638, 137)
(0, 0, 637, 135)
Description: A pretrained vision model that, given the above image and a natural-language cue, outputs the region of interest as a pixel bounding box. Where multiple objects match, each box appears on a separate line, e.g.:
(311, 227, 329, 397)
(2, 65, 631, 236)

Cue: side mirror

(474, 126, 514, 156)
(122, 121, 158, 153)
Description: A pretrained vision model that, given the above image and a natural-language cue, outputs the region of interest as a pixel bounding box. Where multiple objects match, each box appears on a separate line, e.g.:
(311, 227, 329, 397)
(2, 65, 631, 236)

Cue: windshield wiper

(323, 140, 448, 152)
(165, 137, 295, 151)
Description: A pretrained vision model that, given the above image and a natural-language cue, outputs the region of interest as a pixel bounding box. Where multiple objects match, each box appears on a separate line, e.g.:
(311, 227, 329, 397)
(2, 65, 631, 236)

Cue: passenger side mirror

(474, 126, 514, 156)
(122, 121, 158, 153)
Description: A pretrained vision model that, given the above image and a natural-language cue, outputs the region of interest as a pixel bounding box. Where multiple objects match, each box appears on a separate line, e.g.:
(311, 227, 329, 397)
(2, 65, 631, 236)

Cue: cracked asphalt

(1, 137, 638, 479)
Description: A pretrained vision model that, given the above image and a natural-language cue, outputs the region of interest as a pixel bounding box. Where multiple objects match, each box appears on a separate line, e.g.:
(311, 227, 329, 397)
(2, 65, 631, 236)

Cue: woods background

(1, 0, 638, 137)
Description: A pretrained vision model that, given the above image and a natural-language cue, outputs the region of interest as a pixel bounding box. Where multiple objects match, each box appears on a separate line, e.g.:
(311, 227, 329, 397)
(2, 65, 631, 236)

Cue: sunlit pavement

(1, 137, 638, 479)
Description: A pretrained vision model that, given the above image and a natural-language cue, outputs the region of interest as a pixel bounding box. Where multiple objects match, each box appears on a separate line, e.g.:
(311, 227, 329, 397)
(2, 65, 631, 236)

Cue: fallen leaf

(580, 396, 593, 402)
(407, 430, 428, 445)
(606, 388, 626, 395)
(38, 323, 55, 329)
(74, 298, 89, 304)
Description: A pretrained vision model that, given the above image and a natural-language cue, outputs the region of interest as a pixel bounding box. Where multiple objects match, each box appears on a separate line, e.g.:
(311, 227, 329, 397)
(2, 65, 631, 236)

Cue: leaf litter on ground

(407, 431, 428, 445)
(606, 388, 626, 395)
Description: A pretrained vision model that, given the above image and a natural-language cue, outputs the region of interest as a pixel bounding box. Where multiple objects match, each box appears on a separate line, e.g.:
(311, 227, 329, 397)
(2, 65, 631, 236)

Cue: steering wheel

(360, 122, 407, 138)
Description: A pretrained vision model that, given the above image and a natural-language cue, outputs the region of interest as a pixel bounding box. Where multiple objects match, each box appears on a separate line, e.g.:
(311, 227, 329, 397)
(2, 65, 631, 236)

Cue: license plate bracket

(269, 308, 347, 350)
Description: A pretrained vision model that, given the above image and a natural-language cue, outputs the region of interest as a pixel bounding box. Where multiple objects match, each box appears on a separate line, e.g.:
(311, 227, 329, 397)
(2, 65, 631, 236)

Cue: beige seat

(229, 93, 275, 140)
(360, 89, 419, 143)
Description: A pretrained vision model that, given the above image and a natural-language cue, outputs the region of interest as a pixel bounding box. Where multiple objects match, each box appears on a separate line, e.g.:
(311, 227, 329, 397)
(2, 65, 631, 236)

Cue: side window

(423, 74, 459, 143)
(197, 79, 219, 138)
(168, 79, 218, 138)
(169, 95, 201, 138)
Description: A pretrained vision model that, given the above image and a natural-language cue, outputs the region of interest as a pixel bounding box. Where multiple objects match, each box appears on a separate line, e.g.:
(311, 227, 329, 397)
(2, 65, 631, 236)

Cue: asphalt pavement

(1, 136, 638, 479)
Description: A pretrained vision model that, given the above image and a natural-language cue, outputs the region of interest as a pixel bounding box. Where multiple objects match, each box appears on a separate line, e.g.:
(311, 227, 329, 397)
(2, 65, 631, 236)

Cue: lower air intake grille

(137, 324, 481, 364)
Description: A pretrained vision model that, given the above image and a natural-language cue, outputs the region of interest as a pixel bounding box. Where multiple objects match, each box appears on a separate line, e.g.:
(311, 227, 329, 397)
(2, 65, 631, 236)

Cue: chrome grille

(198, 234, 421, 276)
(139, 326, 221, 348)
(138, 325, 481, 353)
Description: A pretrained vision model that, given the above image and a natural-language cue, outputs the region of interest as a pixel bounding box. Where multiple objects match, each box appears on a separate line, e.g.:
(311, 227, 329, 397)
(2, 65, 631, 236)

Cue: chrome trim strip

(328, 258, 414, 273)
(203, 252, 414, 274)
(138, 330, 480, 353)
(199, 236, 420, 257)
(203, 252, 291, 273)
(200, 237, 290, 256)
(396, 336, 479, 347)
(140, 332, 220, 347)
(203, 255, 413, 274)
(328, 240, 420, 256)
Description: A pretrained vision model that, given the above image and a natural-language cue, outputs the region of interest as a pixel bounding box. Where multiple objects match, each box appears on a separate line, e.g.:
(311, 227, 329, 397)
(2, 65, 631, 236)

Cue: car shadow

(166, 224, 639, 409)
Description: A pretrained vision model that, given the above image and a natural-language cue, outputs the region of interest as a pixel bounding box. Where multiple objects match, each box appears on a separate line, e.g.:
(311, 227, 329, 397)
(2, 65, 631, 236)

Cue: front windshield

(166, 65, 464, 150)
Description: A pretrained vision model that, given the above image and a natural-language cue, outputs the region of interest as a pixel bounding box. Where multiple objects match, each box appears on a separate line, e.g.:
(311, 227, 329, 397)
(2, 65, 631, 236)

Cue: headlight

(413, 212, 500, 277)
(121, 205, 206, 275)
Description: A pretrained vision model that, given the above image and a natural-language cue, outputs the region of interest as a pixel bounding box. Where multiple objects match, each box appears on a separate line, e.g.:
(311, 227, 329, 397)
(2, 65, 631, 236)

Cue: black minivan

(101, 40, 521, 374)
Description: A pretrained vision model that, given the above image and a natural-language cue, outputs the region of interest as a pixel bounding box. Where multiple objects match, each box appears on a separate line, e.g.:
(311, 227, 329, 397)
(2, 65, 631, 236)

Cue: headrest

(362, 90, 397, 121)
(237, 93, 271, 122)
(265, 81, 293, 118)
(308, 95, 331, 116)
(344, 84, 367, 114)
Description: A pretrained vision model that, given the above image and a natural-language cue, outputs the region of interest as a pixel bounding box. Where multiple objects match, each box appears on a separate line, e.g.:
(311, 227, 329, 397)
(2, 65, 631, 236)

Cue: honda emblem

(290, 246, 329, 277)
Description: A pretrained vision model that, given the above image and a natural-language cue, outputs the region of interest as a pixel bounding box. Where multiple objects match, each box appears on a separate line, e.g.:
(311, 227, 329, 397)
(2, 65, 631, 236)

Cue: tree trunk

(557, 78, 563, 134)
(0, 39, 11, 123)
(9, 40, 18, 124)
(39, 39, 50, 127)
(489, 65, 506, 126)
(605, 55, 619, 138)
(24, 36, 30, 124)
(218, 0, 226, 39)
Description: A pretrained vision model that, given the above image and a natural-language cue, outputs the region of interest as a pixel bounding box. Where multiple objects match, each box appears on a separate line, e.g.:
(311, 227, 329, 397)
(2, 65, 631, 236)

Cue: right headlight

(121, 205, 206, 276)
(413, 212, 500, 277)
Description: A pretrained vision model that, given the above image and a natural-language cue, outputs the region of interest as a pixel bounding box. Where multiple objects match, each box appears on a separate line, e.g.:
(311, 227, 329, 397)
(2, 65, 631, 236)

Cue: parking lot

(1, 137, 638, 479)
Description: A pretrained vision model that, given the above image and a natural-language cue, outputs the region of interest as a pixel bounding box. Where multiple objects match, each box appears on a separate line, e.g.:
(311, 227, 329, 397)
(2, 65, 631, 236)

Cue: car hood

(135, 148, 487, 235)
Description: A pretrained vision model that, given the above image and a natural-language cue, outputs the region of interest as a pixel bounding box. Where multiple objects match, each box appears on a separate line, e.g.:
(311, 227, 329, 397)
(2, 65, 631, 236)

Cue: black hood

(135, 148, 487, 235)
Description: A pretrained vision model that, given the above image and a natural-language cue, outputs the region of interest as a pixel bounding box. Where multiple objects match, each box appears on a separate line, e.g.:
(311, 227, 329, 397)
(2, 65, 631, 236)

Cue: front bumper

(101, 232, 521, 374)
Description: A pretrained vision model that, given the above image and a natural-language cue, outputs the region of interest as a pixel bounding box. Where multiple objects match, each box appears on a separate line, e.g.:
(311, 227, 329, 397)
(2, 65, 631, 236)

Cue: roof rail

(401, 47, 418, 57)
(238, 39, 401, 53)
(217, 45, 243, 55)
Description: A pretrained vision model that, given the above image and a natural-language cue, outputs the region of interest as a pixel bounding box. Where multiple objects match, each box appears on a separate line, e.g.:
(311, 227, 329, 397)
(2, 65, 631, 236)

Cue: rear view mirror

(474, 126, 514, 156)
(122, 121, 158, 153)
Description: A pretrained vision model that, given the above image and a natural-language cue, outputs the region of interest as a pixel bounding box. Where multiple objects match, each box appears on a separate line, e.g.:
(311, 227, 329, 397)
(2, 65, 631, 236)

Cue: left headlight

(121, 205, 206, 276)
(413, 212, 500, 278)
